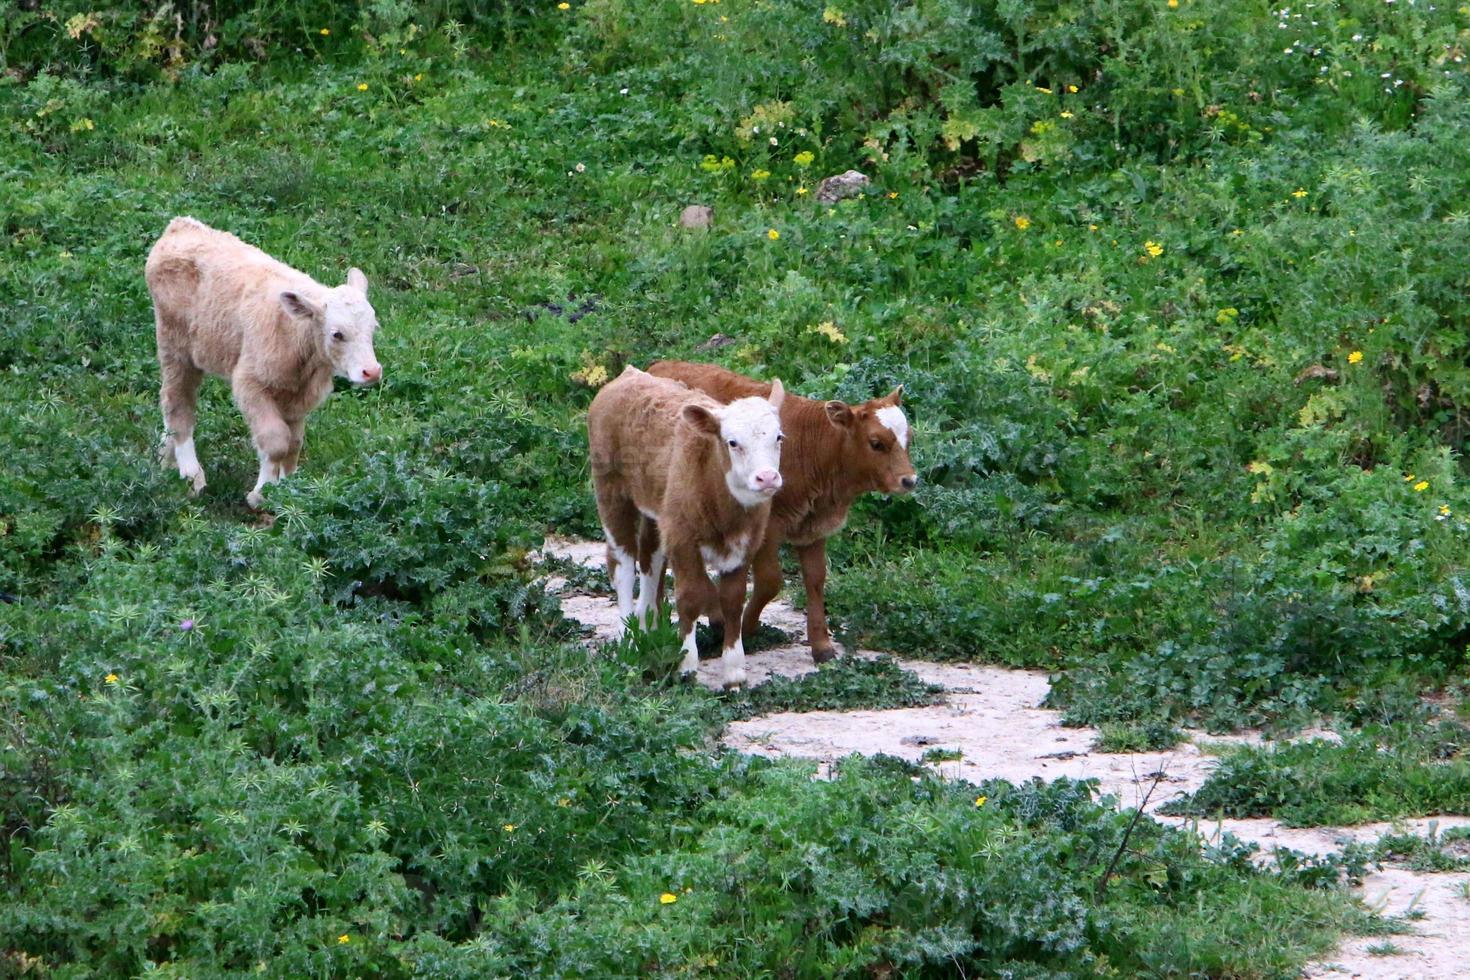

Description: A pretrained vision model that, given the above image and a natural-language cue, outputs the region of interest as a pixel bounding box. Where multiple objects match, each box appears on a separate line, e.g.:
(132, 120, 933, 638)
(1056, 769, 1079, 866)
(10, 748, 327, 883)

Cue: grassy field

(4, 0, 1470, 975)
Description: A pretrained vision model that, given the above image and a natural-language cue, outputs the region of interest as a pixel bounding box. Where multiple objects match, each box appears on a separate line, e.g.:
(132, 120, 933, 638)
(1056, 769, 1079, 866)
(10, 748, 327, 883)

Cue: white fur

(321, 284, 381, 385)
(606, 535, 636, 636)
(721, 635, 747, 689)
(174, 437, 205, 492)
(876, 405, 909, 449)
(633, 548, 666, 626)
(718, 395, 783, 504)
(701, 533, 749, 575)
(247, 448, 282, 509)
(678, 627, 700, 675)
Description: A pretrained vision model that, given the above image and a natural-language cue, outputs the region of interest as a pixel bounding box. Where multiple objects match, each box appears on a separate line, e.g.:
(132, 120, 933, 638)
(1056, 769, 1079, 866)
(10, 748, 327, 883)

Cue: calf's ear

(824, 400, 855, 428)
(884, 384, 904, 406)
(767, 378, 785, 410)
(280, 291, 324, 322)
(346, 268, 369, 295)
(682, 403, 722, 436)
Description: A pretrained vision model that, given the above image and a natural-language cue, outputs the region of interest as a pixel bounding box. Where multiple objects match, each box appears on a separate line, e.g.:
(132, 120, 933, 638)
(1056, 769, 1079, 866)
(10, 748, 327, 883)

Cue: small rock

(695, 333, 736, 352)
(814, 170, 870, 203)
(1294, 364, 1339, 386)
(680, 205, 713, 229)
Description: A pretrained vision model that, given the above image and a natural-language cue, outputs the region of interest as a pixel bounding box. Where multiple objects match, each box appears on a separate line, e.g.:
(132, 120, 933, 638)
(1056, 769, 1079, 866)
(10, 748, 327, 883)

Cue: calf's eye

(727, 439, 739, 449)
(332, 330, 346, 341)
(869, 438, 886, 452)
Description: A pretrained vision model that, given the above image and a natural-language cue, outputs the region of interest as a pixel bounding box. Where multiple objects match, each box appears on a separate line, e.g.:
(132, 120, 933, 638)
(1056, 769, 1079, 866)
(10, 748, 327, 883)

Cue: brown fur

(648, 360, 916, 662)
(587, 367, 775, 683)
(145, 216, 376, 507)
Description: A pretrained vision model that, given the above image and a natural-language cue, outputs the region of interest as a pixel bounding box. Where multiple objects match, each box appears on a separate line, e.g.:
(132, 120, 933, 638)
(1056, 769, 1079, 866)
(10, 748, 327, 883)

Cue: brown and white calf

(587, 366, 785, 688)
(145, 217, 382, 508)
(648, 361, 915, 663)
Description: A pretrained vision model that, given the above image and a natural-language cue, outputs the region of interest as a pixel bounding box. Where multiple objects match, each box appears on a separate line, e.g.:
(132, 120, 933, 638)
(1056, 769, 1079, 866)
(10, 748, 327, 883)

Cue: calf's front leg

(235, 383, 292, 509)
(717, 562, 752, 689)
(670, 545, 715, 678)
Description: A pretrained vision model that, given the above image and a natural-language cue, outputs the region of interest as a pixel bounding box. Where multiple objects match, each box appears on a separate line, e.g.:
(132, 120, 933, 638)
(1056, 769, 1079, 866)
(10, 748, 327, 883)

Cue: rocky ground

(542, 538, 1470, 980)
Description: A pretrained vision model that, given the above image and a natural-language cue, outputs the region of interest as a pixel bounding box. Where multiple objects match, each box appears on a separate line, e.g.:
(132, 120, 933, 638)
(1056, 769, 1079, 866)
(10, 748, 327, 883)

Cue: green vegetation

(7, 0, 1470, 973)
(724, 655, 944, 720)
(1164, 724, 1470, 826)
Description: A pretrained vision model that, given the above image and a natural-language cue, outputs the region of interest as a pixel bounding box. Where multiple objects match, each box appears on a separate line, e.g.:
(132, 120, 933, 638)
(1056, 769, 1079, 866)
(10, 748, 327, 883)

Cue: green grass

(8, 0, 1470, 972)
(1162, 724, 1470, 826)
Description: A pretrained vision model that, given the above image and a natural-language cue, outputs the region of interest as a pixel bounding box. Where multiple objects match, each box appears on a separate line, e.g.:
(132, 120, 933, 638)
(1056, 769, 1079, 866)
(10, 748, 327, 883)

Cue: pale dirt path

(539, 537, 1470, 979)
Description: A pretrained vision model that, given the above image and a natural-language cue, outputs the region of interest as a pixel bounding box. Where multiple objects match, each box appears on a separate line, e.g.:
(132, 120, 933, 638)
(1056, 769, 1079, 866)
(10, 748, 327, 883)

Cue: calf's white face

(683, 380, 786, 508)
(280, 268, 383, 385)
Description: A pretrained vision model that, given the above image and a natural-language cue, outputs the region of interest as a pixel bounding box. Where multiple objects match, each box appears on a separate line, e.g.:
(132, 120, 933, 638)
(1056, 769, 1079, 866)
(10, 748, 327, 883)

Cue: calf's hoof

(811, 645, 839, 665)
(245, 489, 265, 510)
(182, 468, 206, 494)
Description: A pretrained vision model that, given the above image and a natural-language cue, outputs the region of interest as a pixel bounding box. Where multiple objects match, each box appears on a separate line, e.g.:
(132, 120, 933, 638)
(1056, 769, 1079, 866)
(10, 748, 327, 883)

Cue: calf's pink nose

(752, 469, 782, 491)
(361, 364, 382, 383)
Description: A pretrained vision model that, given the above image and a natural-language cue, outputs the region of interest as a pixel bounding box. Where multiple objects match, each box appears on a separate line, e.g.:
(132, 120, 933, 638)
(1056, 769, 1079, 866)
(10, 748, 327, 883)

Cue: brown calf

(586, 366, 785, 688)
(647, 361, 916, 663)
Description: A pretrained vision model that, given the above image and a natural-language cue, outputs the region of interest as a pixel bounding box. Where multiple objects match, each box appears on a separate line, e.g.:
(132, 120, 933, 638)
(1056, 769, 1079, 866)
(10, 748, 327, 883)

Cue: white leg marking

(722, 635, 747, 690)
(633, 549, 666, 627)
(612, 552, 636, 629)
(678, 626, 700, 676)
(174, 437, 205, 493)
(246, 450, 278, 509)
(606, 533, 636, 637)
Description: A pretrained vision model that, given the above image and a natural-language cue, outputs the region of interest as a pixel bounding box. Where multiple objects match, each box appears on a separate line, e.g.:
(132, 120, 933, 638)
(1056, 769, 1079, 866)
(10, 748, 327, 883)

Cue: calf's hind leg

(159, 353, 206, 492)
(594, 494, 640, 637)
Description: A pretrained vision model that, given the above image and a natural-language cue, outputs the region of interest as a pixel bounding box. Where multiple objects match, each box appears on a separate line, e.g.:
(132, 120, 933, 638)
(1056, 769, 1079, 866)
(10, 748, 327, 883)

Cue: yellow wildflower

(812, 321, 847, 344)
(1292, 188, 1308, 199)
(767, 228, 780, 240)
(793, 150, 814, 166)
(503, 823, 517, 832)
(974, 795, 987, 807)
(338, 934, 350, 945)
(751, 169, 771, 181)
(660, 892, 679, 904)
(1168, 0, 1178, 7)
(1088, 223, 1098, 231)
(1143, 240, 1164, 258)
(1440, 505, 1452, 516)
(1067, 84, 1079, 93)
(822, 6, 847, 26)
(1414, 481, 1430, 493)
(796, 186, 808, 196)
(105, 673, 119, 684)
(357, 83, 369, 92)
(557, 797, 571, 807)
(319, 28, 331, 35)
(1348, 350, 1363, 364)
(1060, 111, 1074, 119)
(558, 1, 570, 7)
(887, 191, 898, 199)
(1014, 216, 1031, 230)
(1405, 474, 1416, 482)
(1035, 86, 1053, 94)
